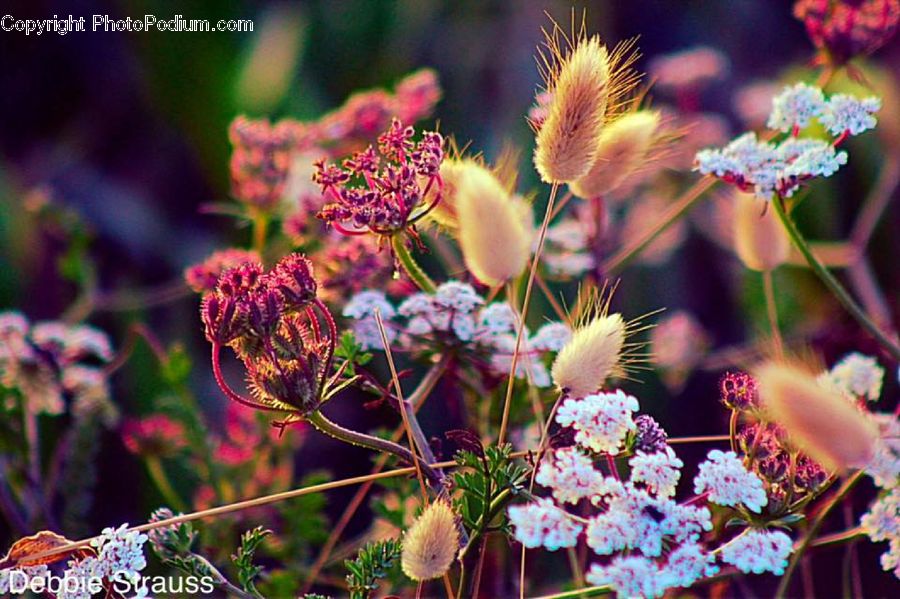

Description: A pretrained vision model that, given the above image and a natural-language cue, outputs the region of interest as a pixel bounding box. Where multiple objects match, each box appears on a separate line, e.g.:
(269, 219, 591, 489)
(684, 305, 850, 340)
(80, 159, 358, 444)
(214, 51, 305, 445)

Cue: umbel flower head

(455, 161, 533, 286)
(551, 285, 649, 397)
(200, 253, 340, 418)
(756, 359, 878, 470)
(315, 118, 444, 242)
(400, 500, 460, 581)
(532, 15, 639, 183)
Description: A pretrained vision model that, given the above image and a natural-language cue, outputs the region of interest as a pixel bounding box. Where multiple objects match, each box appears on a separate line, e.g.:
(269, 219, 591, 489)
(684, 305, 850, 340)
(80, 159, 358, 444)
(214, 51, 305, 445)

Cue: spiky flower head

(756, 360, 878, 470)
(400, 501, 459, 581)
(532, 16, 639, 183)
(550, 286, 647, 397)
(455, 162, 532, 286)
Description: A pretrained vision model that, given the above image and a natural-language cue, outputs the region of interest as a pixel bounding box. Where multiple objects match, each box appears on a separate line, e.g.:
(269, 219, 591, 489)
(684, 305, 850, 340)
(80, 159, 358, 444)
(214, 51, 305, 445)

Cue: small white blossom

(881, 538, 900, 579)
(433, 281, 483, 312)
(767, 83, 826, 132)
(536, 447, 607, 504)
(820, 94, 881, 136)
(556, 390, 640, 454)
(866, 413, 900, 489)
(827, 352, 884, 401)
(508, 498, 582, 550)
(90, 524, 148, 580)
(861, 487, 900, 542)
(530, 322, 572, 352)
(343, 290, 397, 349)
(629, 446, 683, 498)
(694, 450, 768, 512)
(586, 556, 671, 599)
(664, 541, 719, 588)
(475, 303, 518, 337)
(720, 529, 793, 575)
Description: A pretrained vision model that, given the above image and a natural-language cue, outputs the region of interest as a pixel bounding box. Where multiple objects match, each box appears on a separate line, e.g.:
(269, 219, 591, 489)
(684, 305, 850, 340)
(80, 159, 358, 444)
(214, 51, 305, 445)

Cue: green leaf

(231, 526, 272, 597)
(345, 538, 403, 599)
(161, 343, 192, 384)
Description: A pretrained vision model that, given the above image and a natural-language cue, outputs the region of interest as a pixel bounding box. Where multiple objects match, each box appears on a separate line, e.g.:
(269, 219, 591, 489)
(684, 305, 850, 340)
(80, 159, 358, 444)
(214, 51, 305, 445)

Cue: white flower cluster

(861, 411, 900, 579)
(0, 566, 51, 595)
(586, 542, 719, 599)
(535, 446, 610, 504)
(820, 352, 884, 402)
(695, 83, 880, 199)
(507, 497, 583, 550)
(629, 446, 683, 498)
(767, 83, 880, 136)
(543, 218, 595, 277)
(556, 390, 640, 454)
(694, 450, 768, 512)
(695, 132, 847, 198)
(719, 529, 793, 575)
(343, 282, 571, 387)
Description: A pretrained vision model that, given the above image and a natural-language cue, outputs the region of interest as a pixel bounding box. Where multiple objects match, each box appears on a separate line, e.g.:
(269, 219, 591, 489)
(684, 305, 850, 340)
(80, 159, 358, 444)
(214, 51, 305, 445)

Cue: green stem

(776, 470, 864, 598)
(772, 198, 900, 361)
(251, 209, 270, 256)
(392, 235, 437, 293)
(306, 410, 440, 485)
(145, 457, 187, 513)
(602, 175, 716, 273)
(533, 585, 612, 599)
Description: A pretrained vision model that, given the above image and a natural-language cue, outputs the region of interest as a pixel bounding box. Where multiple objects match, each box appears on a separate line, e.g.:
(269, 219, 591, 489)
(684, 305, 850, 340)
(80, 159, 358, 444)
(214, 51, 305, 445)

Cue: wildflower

(315, 118, 444, 239)
(824, 352, 885, 401)
(633, 415, 669, 454)
(720, 529, 793, 575)
(651, 311, 708, 386)
(586, 555, 670, 598)
(556, 390, 640, 454)
(535, 447, 607, 504)
(881, 538, 900, 579)
(543, 217, 595, 277)
(229, 116, 298, 210)
(395, 68, 442, 124)
(569, 110, 664, 199)
(629, 446, 683, 498)
(694, 449, 768, 512)
(184, 248, 261, 294)
(508, 498, 582, 550)
(401, 500, 459, 581)
(865, 412, 900, 489)
(767, 82, 826, 132)
(533, 32, 611, 183)
(820, 93, 881, 136)
(664, 542, 719, 588)
(455, 162, 532, 286)
(795, 454, 829, 491)
(530, 322, 572, 352)
(732, 191, 790, 271)
(756, 360, 878, 470)
(85, 524, 149, 581)
(122, 415, 187, 457)
(648, 46, 728, 92)
(861, 487, 900, 542)
(793, 0, 900, 64)
(551, 309, 626, 397)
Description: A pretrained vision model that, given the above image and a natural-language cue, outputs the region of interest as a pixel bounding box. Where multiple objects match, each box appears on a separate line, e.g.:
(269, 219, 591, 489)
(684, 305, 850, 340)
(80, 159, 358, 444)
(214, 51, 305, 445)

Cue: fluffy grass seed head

(569, 109, 663, 199)
(732, 191, 790, 271)
(400, 500, 460, 581)
(532, 15, 640, 184)
(551, 284, 651, 397)
(756, 359, 878, 471)
(455, 161, 533, 286)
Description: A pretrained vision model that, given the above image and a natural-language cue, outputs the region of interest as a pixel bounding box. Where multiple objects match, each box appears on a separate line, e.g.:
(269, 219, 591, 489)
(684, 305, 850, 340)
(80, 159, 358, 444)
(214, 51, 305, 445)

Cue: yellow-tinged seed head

(400, 500, 459, 582)
(423, 158, 475, 229)
(732, 192, 790, 271)
(552, 312, 626, 397)
(455, 163, 532, 286)
(569, 110, 662, 198)
(756, 361, 878, 471)
(534, 36, 610, 183)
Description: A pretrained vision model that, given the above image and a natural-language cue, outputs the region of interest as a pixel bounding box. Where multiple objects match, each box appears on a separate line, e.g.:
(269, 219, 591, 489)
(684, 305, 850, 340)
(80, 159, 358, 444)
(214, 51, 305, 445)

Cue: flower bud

(401, 500, 459, 581)
(265, 253, 317, 311)
(201, 294, 248, 345)
(569, 110, 662, 198)
(455, 163, 532, 286)
(732, 191, 790, 271)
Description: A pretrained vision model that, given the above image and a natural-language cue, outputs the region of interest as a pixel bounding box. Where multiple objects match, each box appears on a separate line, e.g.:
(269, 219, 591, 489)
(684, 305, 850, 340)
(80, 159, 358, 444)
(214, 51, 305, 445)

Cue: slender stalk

(772, 198, 900, 361)
(251, 209, 269, 256)
(602, 176, 716, 273)
(729, 410, 738, 454)
(392, 235, 437, 293)
(374, 309, 432, 496)
(145, 457, 187, 513)
(668, 434, 730, 445)
(499, 182, 559, 444)
(762, 270, 784, 358)
(533, 585, 612, 599)
(305, 410, 440, 485)
(776, 470, 865, 598)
